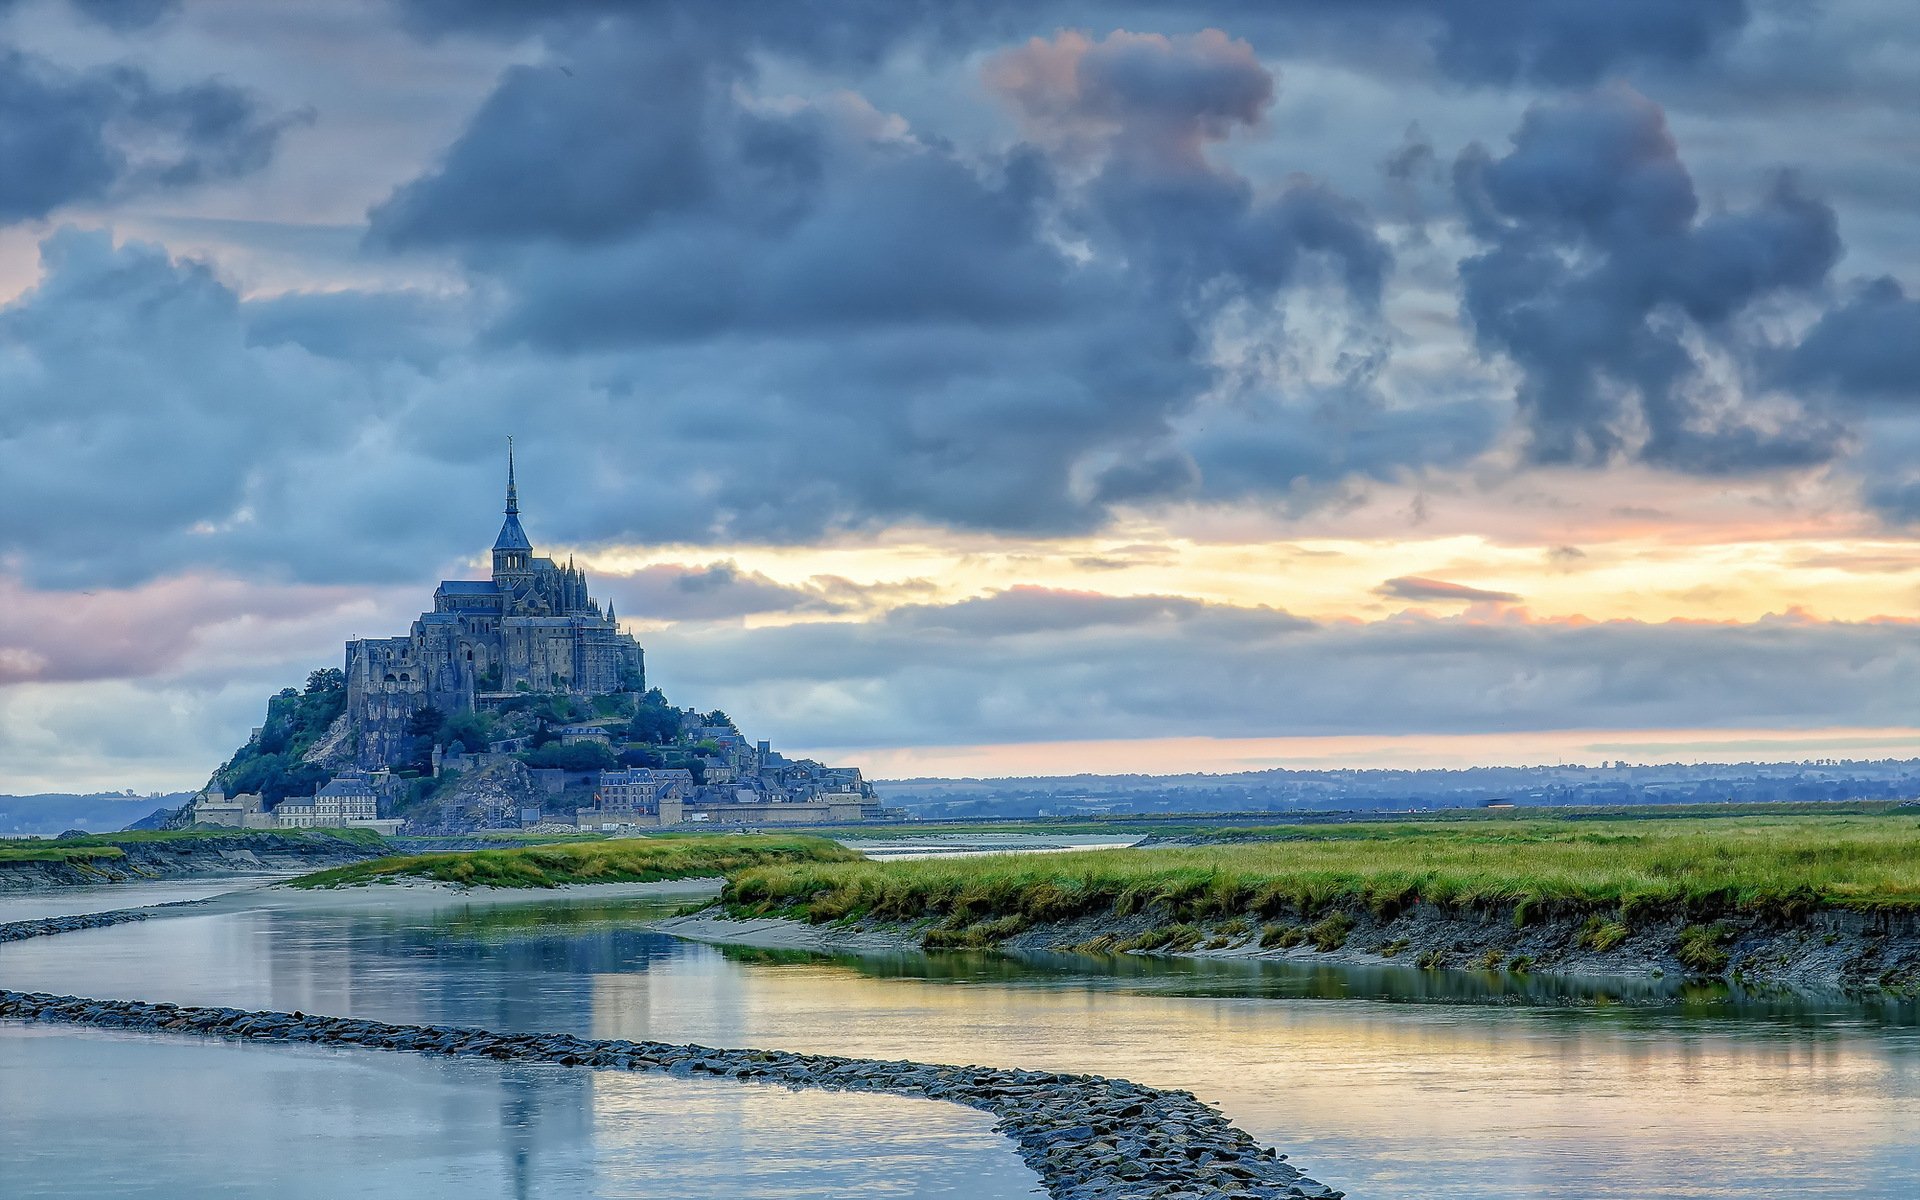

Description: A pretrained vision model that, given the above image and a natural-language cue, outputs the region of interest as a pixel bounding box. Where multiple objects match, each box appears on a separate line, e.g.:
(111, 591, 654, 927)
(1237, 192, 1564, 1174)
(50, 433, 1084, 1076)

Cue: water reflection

(4, 890, 1919, 1199)
(0, 1023, 1032, 1199)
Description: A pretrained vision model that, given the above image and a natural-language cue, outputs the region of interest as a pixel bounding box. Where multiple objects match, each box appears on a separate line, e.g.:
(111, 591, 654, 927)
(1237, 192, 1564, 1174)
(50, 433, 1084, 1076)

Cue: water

(841, 834, 1141, 861)
(0, 876, 278, 923)
(4, 886, 1918, 1198)
(0, 1024, 1029, 1199)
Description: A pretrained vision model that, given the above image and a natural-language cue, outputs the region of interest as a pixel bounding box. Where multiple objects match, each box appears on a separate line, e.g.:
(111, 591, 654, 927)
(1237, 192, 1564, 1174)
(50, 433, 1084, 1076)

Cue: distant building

(273, 772, 403, 835)
(189, 790, 275, 830)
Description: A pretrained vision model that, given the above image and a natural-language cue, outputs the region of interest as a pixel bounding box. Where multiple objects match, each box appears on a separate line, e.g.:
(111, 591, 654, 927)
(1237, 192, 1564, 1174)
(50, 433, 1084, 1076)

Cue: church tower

(491, 440, 534, 582)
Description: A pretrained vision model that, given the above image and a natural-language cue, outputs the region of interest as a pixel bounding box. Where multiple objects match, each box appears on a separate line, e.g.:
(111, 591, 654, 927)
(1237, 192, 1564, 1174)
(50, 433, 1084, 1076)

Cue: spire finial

(505, 436, 519, 516)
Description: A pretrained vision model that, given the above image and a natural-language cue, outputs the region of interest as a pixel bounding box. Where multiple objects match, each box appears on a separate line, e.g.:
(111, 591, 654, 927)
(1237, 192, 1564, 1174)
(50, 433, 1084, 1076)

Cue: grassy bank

(0, 827, 384, 866)
(289, 834, 863, 890)
(724, 813, 1920, 949)
(0, 844, 126, 865)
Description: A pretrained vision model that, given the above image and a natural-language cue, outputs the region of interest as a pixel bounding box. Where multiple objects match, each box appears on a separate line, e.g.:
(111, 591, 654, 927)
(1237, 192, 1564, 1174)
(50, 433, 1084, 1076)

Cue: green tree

(627, 697, 681, 745)
(441, 711, 495, 755)
(618, 745, 664, 769)
(408, 704, 447, 742)
(305, 668, 345, 694)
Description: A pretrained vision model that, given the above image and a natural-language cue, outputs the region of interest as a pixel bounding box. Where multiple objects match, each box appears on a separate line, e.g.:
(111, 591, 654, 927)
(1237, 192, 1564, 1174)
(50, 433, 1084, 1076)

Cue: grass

(722, 812, 1920, 949)
(0, 826, 384, 865)
(1676, 922, 1734, 973)
(0, 844, 126, 864)
(286, 834, 861, 890)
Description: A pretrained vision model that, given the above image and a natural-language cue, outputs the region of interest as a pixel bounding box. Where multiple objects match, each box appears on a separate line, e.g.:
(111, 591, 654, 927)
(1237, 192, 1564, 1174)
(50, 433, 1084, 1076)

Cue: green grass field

(288, 834, 862, 889)
(723, 812, 1920, 939)
(0, 826, 385, 865)
(0, 843, 126, 864)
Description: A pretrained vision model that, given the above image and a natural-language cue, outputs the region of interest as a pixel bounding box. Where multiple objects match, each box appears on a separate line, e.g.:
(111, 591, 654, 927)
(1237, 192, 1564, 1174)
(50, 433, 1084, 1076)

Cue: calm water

(4, 886, 1919, 1198)
(0, 1023, 1030, 1199)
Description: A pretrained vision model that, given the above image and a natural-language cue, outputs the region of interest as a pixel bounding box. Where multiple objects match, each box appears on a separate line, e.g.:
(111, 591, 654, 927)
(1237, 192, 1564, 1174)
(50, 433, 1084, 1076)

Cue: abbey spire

(492, 439, 533, 573)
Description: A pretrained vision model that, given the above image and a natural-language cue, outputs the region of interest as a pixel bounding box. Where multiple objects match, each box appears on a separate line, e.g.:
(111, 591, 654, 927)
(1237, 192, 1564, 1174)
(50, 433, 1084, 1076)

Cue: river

(2, 879, 1917, 1198)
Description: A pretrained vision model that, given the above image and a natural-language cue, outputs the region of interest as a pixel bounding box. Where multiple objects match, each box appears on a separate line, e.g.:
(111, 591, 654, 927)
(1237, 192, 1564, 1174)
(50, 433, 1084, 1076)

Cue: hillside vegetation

(208, 669, 349, 804)
(289, 834, 862, 889)
(723, 813, 1920, 944)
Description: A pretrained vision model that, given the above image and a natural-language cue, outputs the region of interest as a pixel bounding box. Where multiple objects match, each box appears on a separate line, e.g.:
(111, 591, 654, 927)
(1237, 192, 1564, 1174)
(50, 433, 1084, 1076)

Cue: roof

(437, 580, 499, 595)
(493, 512, 533, 553)
(317, 775, 377, 797)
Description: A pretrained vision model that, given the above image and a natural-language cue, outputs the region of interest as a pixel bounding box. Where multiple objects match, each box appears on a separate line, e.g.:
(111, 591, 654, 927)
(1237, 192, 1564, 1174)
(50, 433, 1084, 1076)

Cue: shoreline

(0, 833, 385, 894)
(655, 902, 1920, 996)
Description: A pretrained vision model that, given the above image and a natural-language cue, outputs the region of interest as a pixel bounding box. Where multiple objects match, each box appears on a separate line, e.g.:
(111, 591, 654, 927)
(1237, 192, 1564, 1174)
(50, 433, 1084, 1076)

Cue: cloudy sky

(5, 0, 1920, 793)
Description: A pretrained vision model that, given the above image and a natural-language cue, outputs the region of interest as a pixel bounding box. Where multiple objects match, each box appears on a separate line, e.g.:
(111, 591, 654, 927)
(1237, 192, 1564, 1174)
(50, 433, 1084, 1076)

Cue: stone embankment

(0, 909, 1343, 1200)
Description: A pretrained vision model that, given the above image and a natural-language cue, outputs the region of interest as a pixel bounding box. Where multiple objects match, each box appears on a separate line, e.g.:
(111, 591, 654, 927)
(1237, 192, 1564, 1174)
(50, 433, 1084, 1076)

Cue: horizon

(4, 1, 1920, 794)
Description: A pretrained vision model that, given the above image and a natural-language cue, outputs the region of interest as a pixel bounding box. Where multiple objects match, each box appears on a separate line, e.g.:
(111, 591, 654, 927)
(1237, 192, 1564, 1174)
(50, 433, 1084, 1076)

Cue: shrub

(1579, 915, 1630, 952)
(1308, 912, 1354, 951)
(1676, 923, 1733, 974)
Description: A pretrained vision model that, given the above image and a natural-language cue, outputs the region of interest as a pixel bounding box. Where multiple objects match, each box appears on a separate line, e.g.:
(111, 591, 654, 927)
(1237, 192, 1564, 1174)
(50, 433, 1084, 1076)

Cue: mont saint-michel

(186, 453, 878, 835)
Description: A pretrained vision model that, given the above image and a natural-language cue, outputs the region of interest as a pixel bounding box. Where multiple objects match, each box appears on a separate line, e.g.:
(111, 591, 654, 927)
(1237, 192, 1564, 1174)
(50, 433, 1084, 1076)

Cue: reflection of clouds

(584, 950, 1920, 1199)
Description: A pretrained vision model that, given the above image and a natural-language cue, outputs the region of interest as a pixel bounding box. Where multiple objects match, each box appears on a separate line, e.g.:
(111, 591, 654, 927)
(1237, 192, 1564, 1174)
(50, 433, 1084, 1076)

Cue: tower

(491, 439, 534, 582)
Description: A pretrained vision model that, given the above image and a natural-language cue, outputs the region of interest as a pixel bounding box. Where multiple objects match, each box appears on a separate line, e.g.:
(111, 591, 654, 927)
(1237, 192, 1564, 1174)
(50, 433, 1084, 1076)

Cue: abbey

(345, 452, 646, 766)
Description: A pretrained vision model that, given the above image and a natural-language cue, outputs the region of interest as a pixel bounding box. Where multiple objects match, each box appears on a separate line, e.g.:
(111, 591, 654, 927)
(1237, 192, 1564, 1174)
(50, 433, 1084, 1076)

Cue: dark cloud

(0, 48, 298, 225)
(1780, 276, 1920, 406)
(355, 26, 1423, 545)
(647, 589, 1919, 749)
(1374, 576, 1521, 604)
(0, 0, 179, 31)
(0, 229, 452, 588)
(390, 0, 1753, 88)
(243, 288, 469, 370)
(1455, 85, 1844, 475)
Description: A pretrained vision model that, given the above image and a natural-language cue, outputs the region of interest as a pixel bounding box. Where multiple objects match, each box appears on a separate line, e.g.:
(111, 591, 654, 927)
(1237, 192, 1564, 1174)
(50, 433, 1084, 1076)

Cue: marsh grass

(287, 834, 860, 889)
(722, 813, 1920, 941)
(0, 827, 383, 866)
(0, 844, 125, 864)
(1676, 922, 1734, 973)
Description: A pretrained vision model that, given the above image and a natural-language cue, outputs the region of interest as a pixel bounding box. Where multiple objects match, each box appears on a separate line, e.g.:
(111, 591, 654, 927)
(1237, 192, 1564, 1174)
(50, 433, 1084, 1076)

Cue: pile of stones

(0, 906, 162, 943)
(1, 911, 1342, 1200)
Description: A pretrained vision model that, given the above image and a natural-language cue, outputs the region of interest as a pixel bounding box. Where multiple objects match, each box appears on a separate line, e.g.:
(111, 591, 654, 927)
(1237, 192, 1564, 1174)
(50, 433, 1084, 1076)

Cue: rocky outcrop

(299, 713, 354, 770)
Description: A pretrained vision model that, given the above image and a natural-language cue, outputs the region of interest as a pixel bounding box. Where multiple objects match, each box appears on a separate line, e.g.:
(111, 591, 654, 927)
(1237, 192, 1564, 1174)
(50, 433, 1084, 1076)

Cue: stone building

(189, 790, 275, 829)
(274, 773, 381, 827)
(344, 450, 645, 767)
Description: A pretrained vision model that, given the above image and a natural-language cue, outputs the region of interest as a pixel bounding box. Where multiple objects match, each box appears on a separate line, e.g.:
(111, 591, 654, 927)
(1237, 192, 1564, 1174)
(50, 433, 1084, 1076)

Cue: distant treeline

(875, 760, 1920, 820)
(0, 794, 189, 837)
